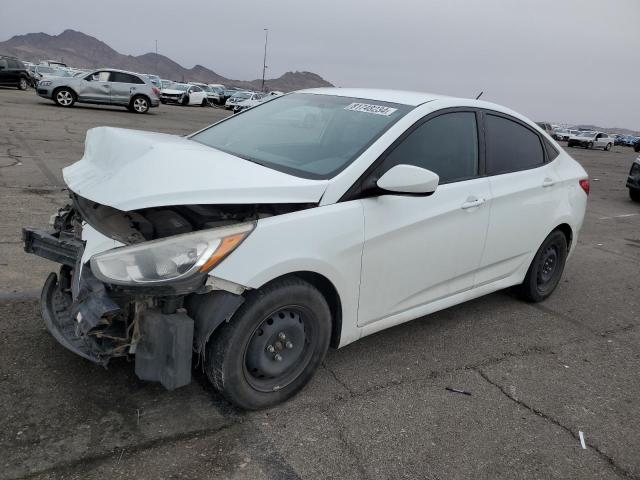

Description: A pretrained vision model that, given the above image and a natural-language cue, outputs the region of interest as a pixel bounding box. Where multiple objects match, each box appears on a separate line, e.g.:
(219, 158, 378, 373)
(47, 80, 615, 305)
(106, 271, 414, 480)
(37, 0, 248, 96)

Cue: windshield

(37, 66, 54, 74)
(171, 84, 189, 91)
(191, 93, 412, 179)
(231, 92, 251, 100)
(578, 132, 594, 137)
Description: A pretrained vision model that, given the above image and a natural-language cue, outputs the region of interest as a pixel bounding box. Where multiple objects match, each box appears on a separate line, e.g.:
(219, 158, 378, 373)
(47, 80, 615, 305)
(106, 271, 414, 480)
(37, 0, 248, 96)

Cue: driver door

(77, 71, 112, 103)
(357, 110, 491, 327)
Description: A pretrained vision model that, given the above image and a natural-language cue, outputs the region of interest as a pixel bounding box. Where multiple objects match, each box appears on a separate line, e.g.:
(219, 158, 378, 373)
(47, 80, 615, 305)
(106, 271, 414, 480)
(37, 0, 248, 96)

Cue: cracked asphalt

(1, 87, 639, 480)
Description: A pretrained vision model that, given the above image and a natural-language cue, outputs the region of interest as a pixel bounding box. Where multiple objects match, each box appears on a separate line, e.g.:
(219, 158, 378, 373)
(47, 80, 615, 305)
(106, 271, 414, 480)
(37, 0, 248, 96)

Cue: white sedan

(567, 131, 613, 151)
(160, 83, 208, 106)
(23, 88, 588, 410)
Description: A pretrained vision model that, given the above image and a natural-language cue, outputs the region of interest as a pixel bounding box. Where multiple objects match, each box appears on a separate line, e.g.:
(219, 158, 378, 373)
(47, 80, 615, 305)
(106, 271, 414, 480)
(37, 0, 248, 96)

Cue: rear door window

(382, 111, 478, 183)
(110, 72, 144, 84)
(485, 114, 544, 175)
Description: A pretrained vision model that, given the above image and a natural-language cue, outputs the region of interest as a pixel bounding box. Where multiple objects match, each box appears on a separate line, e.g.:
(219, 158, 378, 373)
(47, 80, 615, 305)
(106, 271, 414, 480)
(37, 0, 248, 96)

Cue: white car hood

(161, 89, 185, 94)
(63, 127, 329, 211)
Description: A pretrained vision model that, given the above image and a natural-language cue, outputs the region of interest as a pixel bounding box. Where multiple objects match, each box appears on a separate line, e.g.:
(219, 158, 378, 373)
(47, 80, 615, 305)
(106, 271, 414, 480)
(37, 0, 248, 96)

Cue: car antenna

(475, 91, 483, 100)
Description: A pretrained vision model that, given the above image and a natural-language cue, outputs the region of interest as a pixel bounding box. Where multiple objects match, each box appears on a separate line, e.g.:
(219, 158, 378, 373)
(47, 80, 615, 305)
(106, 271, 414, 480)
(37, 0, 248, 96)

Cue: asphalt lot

(1, 87, 639, 480)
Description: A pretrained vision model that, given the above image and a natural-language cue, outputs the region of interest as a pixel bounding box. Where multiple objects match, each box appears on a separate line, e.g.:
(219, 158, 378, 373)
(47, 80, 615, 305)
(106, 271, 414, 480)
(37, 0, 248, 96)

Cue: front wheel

(18, 77, 28, 90)
(205, 277, 332, 410)
(586, 142, 593, 149)
(53, 88, 75, 107)
(517, 230, 568, 302)
(604, 143, 612, 151)
(130, 95, 149, 114)
(630, 188, 640, 203)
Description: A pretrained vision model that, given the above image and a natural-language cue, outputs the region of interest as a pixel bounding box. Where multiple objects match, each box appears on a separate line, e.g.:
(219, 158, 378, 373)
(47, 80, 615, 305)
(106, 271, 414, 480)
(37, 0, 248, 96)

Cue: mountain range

(0, 29, 334, 92)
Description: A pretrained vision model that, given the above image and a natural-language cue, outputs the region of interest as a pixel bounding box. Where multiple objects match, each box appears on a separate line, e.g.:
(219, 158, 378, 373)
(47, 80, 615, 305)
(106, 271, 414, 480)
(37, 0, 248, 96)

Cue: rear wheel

(201, 98, 208, 107)
(18, 77, 28, 90)
(53, 88, 75, 107)
(604, 143, 612, 151)
(205, 277, 331, 410)
(517, 230, 568, 302)
(130, 95, 149, 114)
(630, 188, 640, 203)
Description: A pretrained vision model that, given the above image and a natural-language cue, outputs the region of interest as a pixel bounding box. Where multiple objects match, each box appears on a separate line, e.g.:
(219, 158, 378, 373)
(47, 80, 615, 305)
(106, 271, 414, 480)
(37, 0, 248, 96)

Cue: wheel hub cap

(245, 309, 307, 384)
(539, 247, 558, 283)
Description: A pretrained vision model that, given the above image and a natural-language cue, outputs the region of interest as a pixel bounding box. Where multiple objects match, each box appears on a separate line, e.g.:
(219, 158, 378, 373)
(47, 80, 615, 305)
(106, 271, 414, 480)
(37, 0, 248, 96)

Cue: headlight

(39, 81, 52, 87)
(90, 222, 254, 285)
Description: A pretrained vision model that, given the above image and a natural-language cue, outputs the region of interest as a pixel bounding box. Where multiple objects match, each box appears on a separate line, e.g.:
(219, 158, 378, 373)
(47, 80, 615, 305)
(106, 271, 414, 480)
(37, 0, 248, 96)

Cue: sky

(1, 0, 639, 129)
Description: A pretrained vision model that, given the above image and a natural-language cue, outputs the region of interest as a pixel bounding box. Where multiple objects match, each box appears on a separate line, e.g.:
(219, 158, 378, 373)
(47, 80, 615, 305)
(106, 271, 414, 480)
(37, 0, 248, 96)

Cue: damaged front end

(23, 198, 311, 390)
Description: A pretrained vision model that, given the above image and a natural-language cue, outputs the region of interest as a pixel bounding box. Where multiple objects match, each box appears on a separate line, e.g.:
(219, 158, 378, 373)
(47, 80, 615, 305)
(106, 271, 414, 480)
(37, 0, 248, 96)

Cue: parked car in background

(160, 83, 208, 106)
(23, 88, 588, 410)
(232, 92, 266, 113)
(189, 83, 221, 106)
(36, 68, 160, 113)
(536, 122, 554, 138)
(624, 136, 639, 147)
(161, 79, 174, 89)
(225, 91, 256, 110)
(143, 74, 162, 89)
(634, 138, 640, 153)
(0, 55, 32, 90)
(553, 128, 571, 141)
(627, 156, 640, 201)
(221, 87, 243, 103)
(567, 131, 613, 150)
(39, 60, 68, 68)
(32, 65, 75, 85)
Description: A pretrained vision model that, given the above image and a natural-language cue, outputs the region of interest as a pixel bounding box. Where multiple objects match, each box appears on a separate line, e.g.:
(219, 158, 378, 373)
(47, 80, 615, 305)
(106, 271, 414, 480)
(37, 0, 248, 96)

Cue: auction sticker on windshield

(344, 103, 398, 116)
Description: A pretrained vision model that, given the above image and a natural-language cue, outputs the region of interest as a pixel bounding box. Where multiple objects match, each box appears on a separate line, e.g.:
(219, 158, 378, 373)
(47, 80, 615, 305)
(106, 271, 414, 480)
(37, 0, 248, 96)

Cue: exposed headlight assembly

(90, 222, 255, 286)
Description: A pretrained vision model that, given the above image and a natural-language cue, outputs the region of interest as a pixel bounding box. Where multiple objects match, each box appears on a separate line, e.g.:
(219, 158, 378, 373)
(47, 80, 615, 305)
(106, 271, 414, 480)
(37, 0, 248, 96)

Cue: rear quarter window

(486, 114, 545, 175)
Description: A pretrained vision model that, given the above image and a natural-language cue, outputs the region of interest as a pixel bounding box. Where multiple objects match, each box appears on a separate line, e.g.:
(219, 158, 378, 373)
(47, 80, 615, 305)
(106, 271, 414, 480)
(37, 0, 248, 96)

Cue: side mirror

(376, 164, 439, 195)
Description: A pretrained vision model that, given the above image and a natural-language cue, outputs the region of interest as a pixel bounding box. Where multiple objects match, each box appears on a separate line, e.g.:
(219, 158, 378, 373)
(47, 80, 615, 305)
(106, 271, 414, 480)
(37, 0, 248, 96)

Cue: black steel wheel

(517, 230, 568, 302)
(204, 277, 331, 410)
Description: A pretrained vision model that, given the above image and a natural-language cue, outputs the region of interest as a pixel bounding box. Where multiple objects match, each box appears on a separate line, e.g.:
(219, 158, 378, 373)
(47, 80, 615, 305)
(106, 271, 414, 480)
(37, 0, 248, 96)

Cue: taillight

(579, 179, 590, 195)
(152, 87, 160, 97)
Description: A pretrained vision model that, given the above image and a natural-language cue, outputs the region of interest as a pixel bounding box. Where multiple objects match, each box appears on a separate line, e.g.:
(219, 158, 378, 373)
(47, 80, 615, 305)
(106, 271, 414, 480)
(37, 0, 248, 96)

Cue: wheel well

(554, 223, 573, 251)
(52, 86, 77, 98)
(280, 271, 343, 349)
(131, 93, 149, 102)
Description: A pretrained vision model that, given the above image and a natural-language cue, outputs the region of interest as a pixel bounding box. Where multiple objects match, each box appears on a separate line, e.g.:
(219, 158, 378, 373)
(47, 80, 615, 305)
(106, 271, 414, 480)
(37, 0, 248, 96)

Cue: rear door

(109, 72, 145, 105)
(475, 112, 564, 285)
(357, 109, 492, 326)
(77, 71, 112, 103)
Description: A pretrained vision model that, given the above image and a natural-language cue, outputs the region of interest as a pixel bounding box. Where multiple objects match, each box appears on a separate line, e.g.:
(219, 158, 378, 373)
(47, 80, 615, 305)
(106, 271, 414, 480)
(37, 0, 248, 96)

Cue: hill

(0, 29, 334, 92)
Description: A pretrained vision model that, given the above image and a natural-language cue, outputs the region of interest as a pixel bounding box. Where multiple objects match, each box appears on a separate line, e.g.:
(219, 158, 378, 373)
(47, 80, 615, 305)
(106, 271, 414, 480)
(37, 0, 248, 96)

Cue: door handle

(542, 178, 557, 188)
(461, 197, 486, 209)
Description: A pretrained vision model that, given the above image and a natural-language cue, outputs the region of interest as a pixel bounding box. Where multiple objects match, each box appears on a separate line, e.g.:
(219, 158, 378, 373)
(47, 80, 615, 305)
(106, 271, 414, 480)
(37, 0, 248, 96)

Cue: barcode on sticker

(344, 103, 397, 116)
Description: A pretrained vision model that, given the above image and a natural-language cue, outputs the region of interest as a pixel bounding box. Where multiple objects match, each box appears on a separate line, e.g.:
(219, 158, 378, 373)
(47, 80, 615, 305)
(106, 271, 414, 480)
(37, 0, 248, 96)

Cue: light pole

(155, 40, 158, 73)
(261, 28, 268, 92)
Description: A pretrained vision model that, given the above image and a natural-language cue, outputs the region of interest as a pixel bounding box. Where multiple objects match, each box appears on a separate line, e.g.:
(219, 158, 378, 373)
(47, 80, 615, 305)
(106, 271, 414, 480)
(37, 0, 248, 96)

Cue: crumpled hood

(160, 89, 185, 95)
(63, 127, 329, 211)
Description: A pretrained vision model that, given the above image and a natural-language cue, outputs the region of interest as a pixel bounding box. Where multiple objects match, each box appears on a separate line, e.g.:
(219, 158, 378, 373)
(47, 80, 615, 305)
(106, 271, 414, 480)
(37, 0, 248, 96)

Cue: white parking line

(598, 213, 639, 220)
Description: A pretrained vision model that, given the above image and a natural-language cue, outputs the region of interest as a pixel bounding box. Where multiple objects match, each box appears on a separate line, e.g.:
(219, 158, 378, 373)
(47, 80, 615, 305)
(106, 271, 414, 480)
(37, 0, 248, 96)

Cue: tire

(516, 230, 568, 303)
(604, 143, 612, 151)
(630, 188, 640, 203)
(634, 144, 640, 153)
(201, 99, 208, 107)
(567, 141, 574, 148)
(586, 142, 593, 149)
(53, 88, 75, 107)
(181, 95, 189, 106)
(160, 99, 167, 104)
(130, 95, 149, 114)
(18, 77, 28, 90)
(205, 277, 332, 410)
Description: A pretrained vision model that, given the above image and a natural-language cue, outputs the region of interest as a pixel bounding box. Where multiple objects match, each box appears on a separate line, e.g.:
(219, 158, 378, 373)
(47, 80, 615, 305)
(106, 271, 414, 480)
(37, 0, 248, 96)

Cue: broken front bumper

(23, 226, 244, 390)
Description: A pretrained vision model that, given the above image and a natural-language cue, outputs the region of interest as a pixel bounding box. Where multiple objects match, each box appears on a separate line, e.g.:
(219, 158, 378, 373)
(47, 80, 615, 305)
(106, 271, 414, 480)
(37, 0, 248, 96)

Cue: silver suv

(36, 69, 160, 114)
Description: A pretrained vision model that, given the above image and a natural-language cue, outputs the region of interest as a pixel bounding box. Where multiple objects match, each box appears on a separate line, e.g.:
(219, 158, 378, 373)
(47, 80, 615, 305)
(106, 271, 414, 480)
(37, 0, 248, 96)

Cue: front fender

(212, 201, 365, 347)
